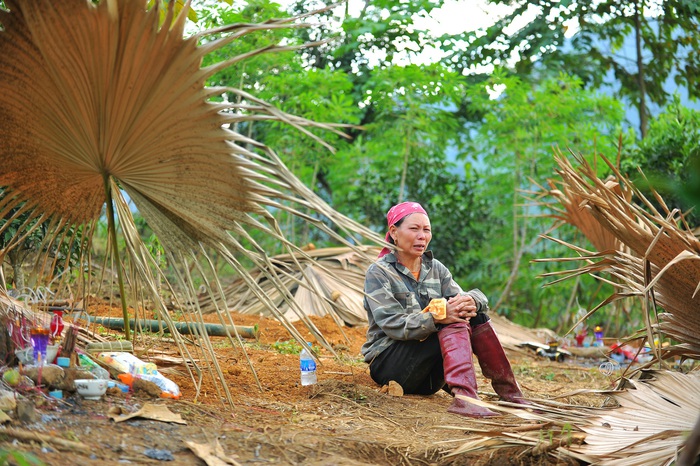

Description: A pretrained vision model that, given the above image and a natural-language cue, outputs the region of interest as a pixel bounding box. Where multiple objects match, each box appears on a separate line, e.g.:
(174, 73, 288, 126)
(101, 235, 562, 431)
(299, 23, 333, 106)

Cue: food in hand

(422, 298, 447, 319)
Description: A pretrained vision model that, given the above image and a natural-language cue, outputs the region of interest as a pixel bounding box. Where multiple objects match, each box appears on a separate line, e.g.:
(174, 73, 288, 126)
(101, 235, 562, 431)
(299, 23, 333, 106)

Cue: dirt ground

(0, 301, 616, 466)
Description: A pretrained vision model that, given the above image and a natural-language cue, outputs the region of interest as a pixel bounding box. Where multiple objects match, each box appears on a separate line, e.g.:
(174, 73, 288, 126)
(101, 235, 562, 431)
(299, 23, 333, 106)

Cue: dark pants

(369, 332, 446, 395)
(368, 314, 490, 395)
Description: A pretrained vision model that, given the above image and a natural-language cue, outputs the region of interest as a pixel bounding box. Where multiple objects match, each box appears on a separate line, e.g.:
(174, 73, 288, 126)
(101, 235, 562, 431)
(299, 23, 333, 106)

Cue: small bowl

(74, 379, 107, 400)
(15, 345, 60, 365)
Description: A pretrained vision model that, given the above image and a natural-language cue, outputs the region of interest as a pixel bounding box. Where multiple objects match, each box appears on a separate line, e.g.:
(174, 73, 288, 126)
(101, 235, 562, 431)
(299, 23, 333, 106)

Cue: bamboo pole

(89, 316, 258, 339)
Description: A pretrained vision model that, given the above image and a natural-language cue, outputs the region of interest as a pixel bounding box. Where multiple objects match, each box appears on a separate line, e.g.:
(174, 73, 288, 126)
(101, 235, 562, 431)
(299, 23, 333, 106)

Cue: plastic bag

(99, 352, 180, 399)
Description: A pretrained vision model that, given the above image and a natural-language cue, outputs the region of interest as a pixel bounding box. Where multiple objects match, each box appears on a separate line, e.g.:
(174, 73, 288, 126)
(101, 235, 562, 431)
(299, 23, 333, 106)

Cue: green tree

(325, 63, 489, 276)
(1, 207, 47, 290)
(447, 0, 700, 138)
(463, 71, 625, 326)
(198, 0, 363, 251)
(197, 1, 490, 267)
(0, 196, 83, 292)
(622, 95, 700, 225)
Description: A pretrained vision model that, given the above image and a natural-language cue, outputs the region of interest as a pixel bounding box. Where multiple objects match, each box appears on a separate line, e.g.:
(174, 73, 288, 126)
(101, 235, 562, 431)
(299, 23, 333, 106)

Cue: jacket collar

(385, 251, 434, 267)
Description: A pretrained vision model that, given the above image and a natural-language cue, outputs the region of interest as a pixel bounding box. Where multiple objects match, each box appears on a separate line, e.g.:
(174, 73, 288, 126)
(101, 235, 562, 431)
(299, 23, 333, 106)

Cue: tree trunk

(8, 249, 25, 291)
(493, 164, 525, 313)
(493, 226, 525, 313)
(634, 0, 648, 138)
(398, 128, 411, 202)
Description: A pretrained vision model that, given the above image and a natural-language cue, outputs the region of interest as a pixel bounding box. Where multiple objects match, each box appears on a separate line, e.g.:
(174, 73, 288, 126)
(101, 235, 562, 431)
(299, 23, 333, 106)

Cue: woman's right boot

(438, 323, 498, 418)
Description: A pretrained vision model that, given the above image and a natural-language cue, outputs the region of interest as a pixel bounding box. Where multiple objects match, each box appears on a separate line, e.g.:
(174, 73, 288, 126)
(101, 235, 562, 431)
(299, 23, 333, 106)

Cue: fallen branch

(0, 427, 92, 454)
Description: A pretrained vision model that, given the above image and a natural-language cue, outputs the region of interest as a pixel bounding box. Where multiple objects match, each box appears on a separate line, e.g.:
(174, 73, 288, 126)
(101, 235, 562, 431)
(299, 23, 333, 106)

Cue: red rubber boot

(439, 323, 498, 417)
(471, 321, 530, 405)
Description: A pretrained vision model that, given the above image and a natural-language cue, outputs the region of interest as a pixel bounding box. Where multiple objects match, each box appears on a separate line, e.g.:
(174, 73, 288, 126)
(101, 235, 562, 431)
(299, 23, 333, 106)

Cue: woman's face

(390, 213, 432, 260)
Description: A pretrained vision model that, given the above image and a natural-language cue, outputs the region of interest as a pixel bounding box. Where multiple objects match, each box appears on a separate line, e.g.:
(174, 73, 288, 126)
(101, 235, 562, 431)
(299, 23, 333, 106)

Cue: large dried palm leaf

(533, 174, 630, 255)
(0, 0, 383, 405)
(535, 150, 700, 359)
(440, 369, 700, 465)
(199, 246, 380, 327)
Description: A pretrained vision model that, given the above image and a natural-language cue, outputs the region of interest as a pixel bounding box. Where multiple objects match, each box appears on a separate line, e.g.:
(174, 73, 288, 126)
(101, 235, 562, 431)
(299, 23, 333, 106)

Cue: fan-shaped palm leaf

(440, 370, 700, 465)
(0, 0, 383, 405)
(534, 150, 700, 360)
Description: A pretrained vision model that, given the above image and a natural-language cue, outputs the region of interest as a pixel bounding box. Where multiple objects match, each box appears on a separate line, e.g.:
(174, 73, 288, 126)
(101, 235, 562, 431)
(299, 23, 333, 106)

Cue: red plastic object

(50, 310, 65, 339)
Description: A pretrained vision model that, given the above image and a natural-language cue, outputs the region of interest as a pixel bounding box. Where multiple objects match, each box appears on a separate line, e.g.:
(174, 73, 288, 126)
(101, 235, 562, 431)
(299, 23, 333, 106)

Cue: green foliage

(449, 0, 699, 137)
(271, 339, 303, 354)
(0, 207, 47, 266)
(622, 96, 700, 225)
(197, 1, 362, 251)
(134, 214, 167, 269)
(0, 448, 45, 465)
(461, 72, 624, 328)
(324, 63, 489, 275)
(192, 0, 690, 337)
(0, 191, 84, 289)
(289, 0, 443, 73)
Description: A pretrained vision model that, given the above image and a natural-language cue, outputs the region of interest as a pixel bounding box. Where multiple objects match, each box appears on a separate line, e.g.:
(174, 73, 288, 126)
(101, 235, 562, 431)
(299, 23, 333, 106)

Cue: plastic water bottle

(299, 342, 317, 386)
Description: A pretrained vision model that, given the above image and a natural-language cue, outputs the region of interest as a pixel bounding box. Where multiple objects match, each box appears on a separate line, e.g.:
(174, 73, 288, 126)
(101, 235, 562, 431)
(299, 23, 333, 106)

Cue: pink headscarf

(378, 202, 428, 258)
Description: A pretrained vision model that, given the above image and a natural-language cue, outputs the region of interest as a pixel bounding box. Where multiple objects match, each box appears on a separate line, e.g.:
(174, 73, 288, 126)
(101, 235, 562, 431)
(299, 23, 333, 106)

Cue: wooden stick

(0, 427, 92, 454)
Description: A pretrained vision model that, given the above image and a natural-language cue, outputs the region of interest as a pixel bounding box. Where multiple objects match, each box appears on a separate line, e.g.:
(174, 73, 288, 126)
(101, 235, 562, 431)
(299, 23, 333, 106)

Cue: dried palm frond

(534, 150, 700, 359)
(441, 370, 699, 465)
(533, 174, 630, 256)
(199, 246, 380, 328)
(571, 370, 700, 465)
(0, 0, 383, 405)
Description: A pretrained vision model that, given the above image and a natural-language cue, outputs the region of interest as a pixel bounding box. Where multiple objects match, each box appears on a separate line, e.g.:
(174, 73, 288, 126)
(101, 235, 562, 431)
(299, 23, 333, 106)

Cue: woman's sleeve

(364, 265, 436, 341)
(464, 288, 490, 313)
(437, 261, 489, 313)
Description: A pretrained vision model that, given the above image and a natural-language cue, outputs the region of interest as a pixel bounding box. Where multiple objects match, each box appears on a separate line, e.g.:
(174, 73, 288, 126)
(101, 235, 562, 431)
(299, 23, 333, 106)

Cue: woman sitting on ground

(361, 201, 530, 417)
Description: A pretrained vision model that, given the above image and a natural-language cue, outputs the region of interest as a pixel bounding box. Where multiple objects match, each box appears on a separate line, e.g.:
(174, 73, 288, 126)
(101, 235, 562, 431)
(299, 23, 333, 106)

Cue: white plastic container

(15, 345, 59, 365)
(299, 342, 317, 386)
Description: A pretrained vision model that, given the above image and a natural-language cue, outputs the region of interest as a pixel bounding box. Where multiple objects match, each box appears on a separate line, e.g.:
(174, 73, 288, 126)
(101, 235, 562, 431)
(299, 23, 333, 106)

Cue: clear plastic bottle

(77, 352, 111, 380)
(299, 342, 317, 386)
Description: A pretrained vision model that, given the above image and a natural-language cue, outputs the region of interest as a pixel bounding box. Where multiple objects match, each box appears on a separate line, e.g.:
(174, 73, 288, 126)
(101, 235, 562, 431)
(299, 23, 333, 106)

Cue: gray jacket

(361, 251, 489, 362)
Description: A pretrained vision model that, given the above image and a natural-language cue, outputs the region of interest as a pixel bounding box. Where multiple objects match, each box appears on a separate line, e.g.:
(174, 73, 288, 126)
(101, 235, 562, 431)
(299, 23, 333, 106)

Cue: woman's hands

(434, 294, 477, 324)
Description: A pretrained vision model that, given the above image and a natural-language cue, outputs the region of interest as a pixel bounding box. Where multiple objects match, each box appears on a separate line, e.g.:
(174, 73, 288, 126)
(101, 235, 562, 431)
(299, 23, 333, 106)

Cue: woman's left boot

(471, 321, 530, 405)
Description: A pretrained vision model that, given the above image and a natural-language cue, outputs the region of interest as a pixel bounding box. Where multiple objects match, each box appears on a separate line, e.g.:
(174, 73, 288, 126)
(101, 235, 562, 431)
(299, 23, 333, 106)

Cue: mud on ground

(1, 303, 614, 466)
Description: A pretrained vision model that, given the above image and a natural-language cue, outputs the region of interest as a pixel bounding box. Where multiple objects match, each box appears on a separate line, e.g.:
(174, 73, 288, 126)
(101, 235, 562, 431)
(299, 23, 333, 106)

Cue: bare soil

(0, 301, 614, 466)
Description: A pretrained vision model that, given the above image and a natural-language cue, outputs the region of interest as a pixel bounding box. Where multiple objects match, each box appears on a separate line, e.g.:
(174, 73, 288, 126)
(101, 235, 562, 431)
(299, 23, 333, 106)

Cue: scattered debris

(517, 341, 573, 362)
(379, 380, 404, 397)
(109, 402, 187, 425)
(185, 439, 243, 466)
(144, 448, 175, 461)
(0, 427, 92, 454)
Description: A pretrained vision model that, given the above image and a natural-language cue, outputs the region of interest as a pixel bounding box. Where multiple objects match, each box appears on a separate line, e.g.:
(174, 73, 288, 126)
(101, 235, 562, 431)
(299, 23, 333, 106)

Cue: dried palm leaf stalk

(534, 150, 700, 359)
(571, 370, 700, 465)
(533, 174, 630, 256)
(199, 246, 379, 326)
(440, 370, 699, 465)
(0, 0, 383, 405)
